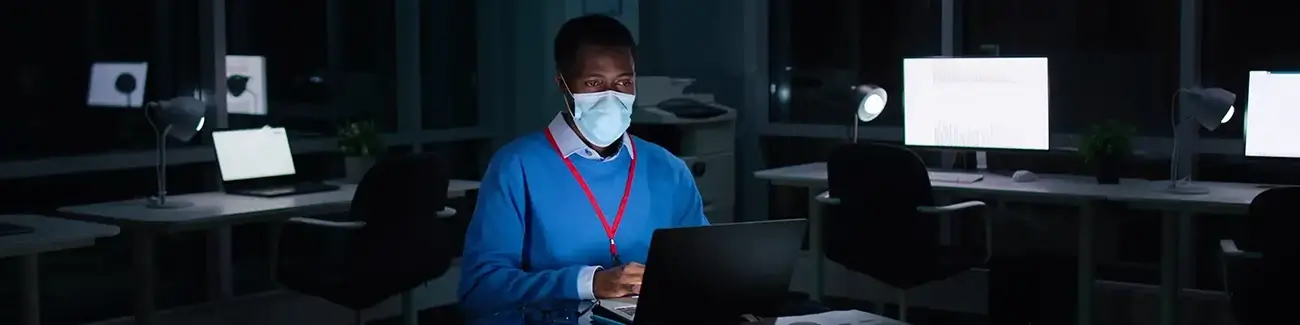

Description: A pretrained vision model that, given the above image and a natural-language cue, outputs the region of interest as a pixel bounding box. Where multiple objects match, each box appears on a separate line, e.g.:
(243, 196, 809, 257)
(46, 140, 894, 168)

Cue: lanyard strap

(544, 129, 637, 263)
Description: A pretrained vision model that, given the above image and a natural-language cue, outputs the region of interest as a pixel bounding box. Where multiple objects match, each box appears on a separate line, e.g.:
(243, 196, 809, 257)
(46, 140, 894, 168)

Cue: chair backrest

(345, 153, 455, 305)
(1246, 186, 1300, 259)
(1227, 186, 1300, 323)
(824, 143, 941, 287)
(349, 153, 450, 226)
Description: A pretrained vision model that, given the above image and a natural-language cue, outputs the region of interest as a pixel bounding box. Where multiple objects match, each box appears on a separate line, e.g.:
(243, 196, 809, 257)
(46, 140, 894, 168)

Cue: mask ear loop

(558, 75, 579, 119)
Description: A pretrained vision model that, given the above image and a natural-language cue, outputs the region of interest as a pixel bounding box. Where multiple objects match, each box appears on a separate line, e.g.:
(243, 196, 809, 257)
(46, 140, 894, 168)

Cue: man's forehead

(575, 45, 635, 74)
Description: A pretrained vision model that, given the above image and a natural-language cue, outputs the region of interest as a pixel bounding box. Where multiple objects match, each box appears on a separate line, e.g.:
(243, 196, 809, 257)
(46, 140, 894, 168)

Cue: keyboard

(616, 306, 637, 317)
(928, 171, 984, 183)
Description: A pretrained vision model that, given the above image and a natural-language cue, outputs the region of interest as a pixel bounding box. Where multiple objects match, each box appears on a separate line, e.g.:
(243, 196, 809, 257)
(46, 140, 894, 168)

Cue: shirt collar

(547, 112, 634, 162)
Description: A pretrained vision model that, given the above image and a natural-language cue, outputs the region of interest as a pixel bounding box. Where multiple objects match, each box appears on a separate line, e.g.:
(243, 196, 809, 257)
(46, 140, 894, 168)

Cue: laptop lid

(634, 219, 808, 324)
(212, 127, 297, 187)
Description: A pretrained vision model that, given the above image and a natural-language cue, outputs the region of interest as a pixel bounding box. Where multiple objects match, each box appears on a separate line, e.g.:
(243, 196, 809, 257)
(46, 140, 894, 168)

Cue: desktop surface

(1244, 70, 1300, 159)
(902, 57, 1050, 151)
(0, 221, 34, 236)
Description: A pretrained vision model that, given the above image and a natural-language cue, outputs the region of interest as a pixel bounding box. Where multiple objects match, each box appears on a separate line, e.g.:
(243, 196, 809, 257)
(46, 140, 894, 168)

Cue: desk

(0, 214, 121, 325)
(1101, 181, 1262, 325)
(57, 180, 481, 325)
(756, 163, 1260, 325)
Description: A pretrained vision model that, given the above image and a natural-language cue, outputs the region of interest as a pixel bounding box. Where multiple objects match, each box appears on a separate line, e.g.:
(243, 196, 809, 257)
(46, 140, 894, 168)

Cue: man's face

(557, 45, 636, 106)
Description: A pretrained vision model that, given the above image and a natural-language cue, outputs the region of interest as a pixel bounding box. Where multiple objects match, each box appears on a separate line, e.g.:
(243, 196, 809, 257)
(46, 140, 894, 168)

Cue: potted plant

(1079, 120, 1135, 184)
(338, 120, 386, 183)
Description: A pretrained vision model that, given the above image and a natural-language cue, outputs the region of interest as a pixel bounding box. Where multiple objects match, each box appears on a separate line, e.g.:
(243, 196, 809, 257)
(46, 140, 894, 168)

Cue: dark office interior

(2, 0, 1297, 324)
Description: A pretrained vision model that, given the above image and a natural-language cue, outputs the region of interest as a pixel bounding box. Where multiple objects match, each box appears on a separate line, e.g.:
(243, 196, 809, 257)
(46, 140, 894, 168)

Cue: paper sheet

(775, 310, 908, 325)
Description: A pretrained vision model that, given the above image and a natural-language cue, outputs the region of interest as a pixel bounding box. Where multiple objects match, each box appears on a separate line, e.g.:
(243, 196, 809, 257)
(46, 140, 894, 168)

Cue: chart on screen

(1245, 71, 1300, 158)
(903, 57, 1050, 150)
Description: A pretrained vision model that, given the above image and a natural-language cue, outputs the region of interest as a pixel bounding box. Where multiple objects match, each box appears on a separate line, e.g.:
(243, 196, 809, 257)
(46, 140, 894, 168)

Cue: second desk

(57, 180, 482, 325)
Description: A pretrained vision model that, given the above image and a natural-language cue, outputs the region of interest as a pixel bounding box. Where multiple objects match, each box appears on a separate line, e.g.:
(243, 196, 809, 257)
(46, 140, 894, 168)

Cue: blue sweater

(458, 131, 709, 316)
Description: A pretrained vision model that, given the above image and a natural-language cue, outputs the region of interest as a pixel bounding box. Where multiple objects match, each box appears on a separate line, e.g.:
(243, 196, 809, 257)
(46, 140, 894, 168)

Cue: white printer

(629, 77, 736, 224)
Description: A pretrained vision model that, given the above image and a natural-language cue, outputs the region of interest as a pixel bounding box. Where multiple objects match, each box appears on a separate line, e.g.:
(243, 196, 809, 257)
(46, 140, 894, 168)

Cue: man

(457, 14, 709, 316)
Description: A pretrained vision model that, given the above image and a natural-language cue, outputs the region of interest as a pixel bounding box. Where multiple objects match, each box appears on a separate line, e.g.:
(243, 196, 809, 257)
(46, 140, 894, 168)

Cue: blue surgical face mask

(561, 79, 636, 147)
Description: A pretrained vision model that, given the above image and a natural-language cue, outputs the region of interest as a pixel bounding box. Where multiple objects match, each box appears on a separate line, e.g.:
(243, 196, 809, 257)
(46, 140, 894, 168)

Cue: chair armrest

(288, 217, 366, 229)
(437, 207, 457, 218)
(815, 191, 840, 205)
(919, 200, 991, 264)
(916, 201, 987, 214)
(1219, 239, 1262, 259)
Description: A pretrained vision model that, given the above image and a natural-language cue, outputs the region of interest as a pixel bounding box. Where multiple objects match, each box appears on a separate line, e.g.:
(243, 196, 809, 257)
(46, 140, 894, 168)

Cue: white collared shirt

(546, 112, 635, 162)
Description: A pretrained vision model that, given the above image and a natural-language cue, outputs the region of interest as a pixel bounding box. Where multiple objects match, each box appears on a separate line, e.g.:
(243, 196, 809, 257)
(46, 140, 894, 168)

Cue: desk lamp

(851, 84, 888, 143)
(145, 97, 208, 208)
(1165, 87, 1236, 195)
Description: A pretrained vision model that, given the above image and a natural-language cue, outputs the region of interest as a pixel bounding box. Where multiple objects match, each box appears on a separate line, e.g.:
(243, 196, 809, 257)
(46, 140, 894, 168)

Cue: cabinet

(629, 94, 737, 224)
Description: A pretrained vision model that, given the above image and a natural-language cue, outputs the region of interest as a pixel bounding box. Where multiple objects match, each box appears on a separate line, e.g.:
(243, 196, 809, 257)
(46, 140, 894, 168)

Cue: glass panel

(961, 0, 1180, 137)
(421, 0, 478, 129)
(3, 0, 204, 161)
(225, 0, 398, 136)
(769, 0, 942, 126)
(1201, 0, 1300, 139)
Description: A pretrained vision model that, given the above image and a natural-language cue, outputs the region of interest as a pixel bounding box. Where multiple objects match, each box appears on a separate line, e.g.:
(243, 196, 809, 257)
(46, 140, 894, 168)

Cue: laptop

(212, 127, 338, 197)
(592, 219, 808, 324)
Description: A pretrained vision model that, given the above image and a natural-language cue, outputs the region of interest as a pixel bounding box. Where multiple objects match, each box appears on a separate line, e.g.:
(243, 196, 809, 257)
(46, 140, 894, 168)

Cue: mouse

(1011, 170, 1039, 183)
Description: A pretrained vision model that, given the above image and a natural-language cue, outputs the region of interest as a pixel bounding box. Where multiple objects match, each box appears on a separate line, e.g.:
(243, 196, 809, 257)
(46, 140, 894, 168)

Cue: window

(2, 0, 203, 161)
(421, 0, 478, 129)
(225, 0, 397, 136)
(1200, 0, 1300, 139)
(769, 0, 942, 126)
(961, 0, 1180, 137)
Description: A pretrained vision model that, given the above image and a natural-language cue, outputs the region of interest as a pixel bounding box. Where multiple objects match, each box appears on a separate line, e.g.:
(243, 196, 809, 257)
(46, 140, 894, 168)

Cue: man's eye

(616, 80, 632, 87)
(584, 80, 601, 87)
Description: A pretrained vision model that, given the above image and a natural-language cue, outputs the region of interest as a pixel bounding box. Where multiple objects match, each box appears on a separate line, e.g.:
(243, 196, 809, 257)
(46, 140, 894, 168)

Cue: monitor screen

(87, 62, 149, 108)
(225, 55, 268, 115)
(1244, 71, 1300, 158)
(212, 127, 296, 181)
(903, 57, 1051, 150)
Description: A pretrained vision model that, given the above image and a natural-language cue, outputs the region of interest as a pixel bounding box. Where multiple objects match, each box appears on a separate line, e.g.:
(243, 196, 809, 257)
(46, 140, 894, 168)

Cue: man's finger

(618, 273, 643, 284)
(622, 265, 645, 275)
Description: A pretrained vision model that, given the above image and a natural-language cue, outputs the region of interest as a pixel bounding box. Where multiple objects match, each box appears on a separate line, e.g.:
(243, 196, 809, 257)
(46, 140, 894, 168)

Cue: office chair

(1219, 186, 1300, 325)
(277, 153, 460, 325)
(817, 143, 991, 322)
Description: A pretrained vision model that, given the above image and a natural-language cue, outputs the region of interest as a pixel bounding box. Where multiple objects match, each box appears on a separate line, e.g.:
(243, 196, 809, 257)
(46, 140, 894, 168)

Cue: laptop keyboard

(616, 306, 636, 316)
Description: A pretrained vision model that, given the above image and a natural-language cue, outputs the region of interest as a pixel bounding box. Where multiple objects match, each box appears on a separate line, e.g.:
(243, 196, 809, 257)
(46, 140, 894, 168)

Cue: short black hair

(553, 14, 636, 74)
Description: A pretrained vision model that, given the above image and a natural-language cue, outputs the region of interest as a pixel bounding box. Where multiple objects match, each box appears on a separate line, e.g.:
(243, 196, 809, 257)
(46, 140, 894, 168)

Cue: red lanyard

(544, 129, 637, 264)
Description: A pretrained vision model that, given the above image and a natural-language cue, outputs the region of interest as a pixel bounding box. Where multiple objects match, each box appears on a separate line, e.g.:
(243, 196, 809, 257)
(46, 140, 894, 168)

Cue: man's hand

(593, 262, 645, 298)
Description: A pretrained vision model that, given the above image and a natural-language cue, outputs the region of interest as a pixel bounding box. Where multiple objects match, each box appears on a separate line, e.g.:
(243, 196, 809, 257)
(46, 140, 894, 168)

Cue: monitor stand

(940, 150, 987, 172)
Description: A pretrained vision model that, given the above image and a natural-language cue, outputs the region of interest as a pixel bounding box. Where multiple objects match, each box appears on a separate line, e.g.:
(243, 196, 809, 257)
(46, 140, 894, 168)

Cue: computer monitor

(1244, 71, 1300, 159)
(87, 62, 149, 108)
(225, 55, 268, 115)
(903, 57, 1051, 150)
(212, 127, 296, 181)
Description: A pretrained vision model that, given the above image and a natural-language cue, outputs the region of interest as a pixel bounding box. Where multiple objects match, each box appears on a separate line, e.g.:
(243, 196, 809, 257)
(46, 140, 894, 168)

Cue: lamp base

(1162, 184, 1210, 195)
(145, 198, 194, 209)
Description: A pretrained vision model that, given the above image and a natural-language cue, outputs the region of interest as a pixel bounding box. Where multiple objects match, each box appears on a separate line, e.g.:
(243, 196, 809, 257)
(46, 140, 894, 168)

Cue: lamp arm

(155, 125, 173, 204)
(1168, 89, 1197, 186)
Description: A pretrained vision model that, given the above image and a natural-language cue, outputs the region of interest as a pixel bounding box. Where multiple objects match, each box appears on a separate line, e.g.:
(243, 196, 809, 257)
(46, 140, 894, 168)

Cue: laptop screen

(212, 127, 296, 181)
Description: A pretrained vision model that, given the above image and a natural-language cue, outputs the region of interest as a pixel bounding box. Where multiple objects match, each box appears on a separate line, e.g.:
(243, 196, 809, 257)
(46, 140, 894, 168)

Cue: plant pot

(343, 156, 376, 183)
(1092, 153, 1124, 184)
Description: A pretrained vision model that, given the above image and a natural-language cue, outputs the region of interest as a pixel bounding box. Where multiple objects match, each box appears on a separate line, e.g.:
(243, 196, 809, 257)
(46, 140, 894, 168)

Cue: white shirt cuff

(577, 265, 602, 300)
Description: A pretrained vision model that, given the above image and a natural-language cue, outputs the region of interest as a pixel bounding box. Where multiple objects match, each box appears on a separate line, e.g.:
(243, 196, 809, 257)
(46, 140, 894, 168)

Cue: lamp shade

(854, 84, 888, 122)
(1181, 87, 1236, 131)
(151, 97, 207, 142)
